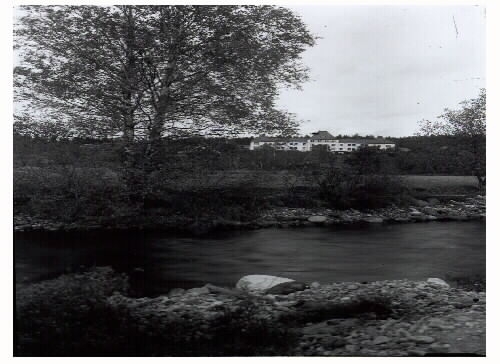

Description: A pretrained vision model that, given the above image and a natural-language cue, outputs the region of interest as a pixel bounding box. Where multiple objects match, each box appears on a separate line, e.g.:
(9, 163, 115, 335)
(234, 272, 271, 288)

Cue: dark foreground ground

(15, 267, 485, 357)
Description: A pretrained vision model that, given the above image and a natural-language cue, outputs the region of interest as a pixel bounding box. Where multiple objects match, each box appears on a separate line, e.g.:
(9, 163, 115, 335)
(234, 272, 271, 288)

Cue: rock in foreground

(236, 274, 295, 292)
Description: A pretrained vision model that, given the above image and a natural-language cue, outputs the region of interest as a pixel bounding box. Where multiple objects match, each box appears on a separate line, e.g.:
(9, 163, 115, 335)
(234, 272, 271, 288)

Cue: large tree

(417, 89, 486, 187)
(14, 5, 315, 162)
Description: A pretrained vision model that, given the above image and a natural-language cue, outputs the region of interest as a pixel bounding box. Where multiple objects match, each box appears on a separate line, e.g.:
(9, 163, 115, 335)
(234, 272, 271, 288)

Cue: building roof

(310, 131, 335, 140)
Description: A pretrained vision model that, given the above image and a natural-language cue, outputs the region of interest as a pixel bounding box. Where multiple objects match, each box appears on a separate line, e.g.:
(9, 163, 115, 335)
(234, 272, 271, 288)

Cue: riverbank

(15, 268, 485, 356)
(107, 276, 486, 356)
(13, 195, 485, 234)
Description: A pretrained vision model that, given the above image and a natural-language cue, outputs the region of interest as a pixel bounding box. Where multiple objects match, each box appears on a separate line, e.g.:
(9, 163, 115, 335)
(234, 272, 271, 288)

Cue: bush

(15, 267, 130, 356)
(13, 166, 131, 221)
(317, 168, 358, 209)
(318, 168, 407, 209)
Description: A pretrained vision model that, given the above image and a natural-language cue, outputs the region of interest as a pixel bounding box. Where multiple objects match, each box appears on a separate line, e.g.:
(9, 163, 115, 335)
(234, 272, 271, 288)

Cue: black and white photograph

(10, 0, 490, 358)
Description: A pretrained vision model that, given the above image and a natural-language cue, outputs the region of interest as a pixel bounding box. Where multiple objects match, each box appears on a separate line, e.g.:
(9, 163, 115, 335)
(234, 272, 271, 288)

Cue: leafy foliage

(416, 89, 486, 185)
(14, 5, 315, 142)
(318, 169, 406, 210)
(318, 148, 407, 209)
(15, 267, 130, 356)
(417, 89, 486, 138)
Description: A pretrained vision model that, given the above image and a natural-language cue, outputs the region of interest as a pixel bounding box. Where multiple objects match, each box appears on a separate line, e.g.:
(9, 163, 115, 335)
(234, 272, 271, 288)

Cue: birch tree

(14, 5, 315, 171)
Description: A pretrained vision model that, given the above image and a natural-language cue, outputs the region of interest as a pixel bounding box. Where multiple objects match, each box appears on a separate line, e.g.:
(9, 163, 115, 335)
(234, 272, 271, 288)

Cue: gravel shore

(107, 278, 486, 356)
(13, 195, 485, 233)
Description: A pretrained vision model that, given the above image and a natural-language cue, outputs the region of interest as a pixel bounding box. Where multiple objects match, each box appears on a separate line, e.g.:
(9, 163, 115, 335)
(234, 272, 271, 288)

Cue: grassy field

(158, 170, 480, 192)
(14, 166, 480, 191)
(401, 175, 479, 194)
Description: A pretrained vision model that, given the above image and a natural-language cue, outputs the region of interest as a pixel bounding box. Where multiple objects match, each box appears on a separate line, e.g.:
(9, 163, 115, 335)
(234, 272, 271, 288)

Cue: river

(15, 221, 485, 296)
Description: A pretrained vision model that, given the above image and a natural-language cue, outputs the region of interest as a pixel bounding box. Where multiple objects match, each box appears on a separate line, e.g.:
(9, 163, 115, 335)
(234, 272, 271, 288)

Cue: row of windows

(255, 141, 362, 146)
(254, 142, 394, 148)
(257, 145, 363, 152)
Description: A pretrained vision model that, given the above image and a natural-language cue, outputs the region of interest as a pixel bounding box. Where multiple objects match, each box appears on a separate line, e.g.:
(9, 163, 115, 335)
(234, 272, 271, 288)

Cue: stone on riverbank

(14, 195, 485, 233)
(186, 286, 210, 295)
(427, 278, 450, 289)
(168, 288, 185, 297)
(362, 217, 384, 224)
(236, 275, 295, 292)
(373, 336, 391, 345)
(266, 281, 308, 295)
(308, 215, 327, 223)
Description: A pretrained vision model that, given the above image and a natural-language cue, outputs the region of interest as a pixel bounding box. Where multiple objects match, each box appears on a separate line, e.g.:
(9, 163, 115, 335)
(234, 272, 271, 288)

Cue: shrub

(318, 167, 407, 209)
(317, 168, 358, 209)
(14, 166, 130, 221)
(15, 267, 129, 356)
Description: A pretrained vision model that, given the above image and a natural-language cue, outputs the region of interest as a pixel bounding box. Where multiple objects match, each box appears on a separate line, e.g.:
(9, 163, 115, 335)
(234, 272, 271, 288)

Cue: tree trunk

(119, 7, 147, 206)
(471, 135, 486, 193)
(145, 67, 175, 174)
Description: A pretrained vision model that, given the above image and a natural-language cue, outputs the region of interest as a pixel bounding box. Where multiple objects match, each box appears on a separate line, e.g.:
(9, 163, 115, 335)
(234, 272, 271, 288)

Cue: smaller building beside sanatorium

(249, 130, 396, 153)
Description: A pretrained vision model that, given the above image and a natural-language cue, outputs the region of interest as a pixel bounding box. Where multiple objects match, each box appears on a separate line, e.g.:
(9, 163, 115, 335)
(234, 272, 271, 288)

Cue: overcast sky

(277, 5, 486, 137)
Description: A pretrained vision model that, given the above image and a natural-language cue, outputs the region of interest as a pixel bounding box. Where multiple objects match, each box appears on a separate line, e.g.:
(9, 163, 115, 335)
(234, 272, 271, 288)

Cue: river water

(15, 221, 485, 296)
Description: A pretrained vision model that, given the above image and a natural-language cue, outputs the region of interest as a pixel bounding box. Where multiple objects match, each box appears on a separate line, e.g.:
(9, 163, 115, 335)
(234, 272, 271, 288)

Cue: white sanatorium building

(249, 131, 396, 153)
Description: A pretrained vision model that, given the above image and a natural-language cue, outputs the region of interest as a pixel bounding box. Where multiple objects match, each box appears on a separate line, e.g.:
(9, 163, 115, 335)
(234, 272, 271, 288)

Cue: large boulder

(266, 281, 308, 295)
(427, 277, 450, 288)
(236, 275, 295, 292)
